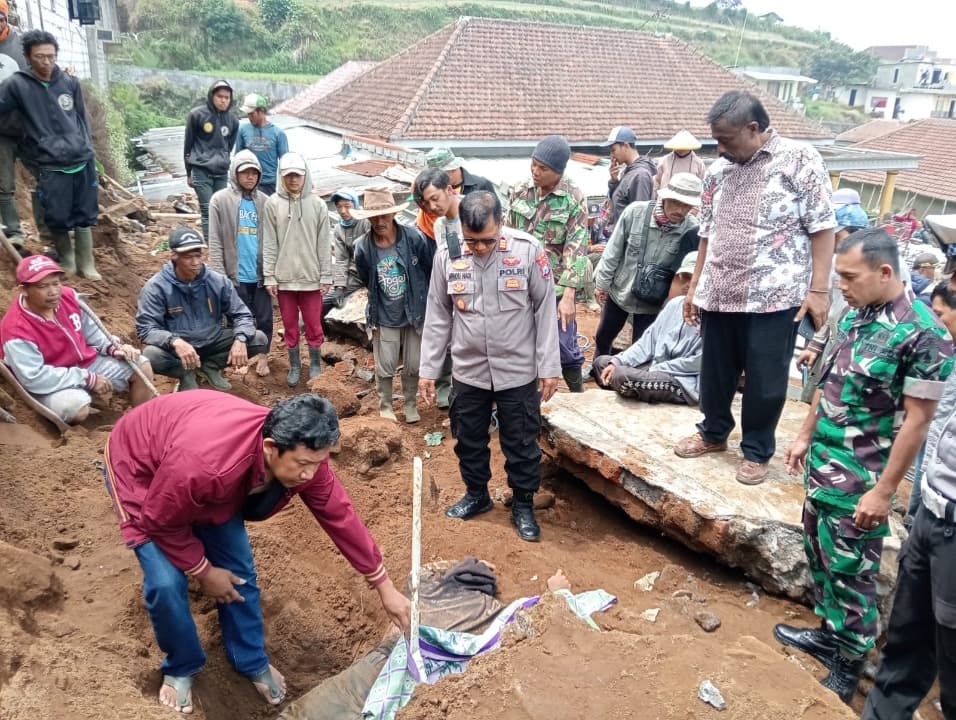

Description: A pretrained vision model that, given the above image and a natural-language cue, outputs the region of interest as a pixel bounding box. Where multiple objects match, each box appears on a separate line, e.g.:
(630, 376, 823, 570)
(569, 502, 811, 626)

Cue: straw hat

(664, 130, 702, 152)
(351, 188, 409, 219)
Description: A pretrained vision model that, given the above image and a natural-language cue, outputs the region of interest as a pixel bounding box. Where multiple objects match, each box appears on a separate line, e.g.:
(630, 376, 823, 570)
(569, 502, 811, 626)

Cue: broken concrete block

(540, 392, 901, 610)
(634, 571, 661, 592)
(695, 611, 721, 632)
(640, 608, 660, 622)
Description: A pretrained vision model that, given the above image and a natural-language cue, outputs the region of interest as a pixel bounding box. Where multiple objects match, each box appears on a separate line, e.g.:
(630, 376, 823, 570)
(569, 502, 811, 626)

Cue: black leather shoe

(511, 502, 541, 542)
(773, 623, 839, 670)
(821, 653, 864, 704)
(445, 492, 493, 520)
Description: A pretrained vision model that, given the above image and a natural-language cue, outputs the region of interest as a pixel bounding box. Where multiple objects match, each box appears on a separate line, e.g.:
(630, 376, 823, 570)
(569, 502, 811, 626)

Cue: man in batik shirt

(777, 228, 952, 704)
(508, 134, 589, 392)
(676, 91, 837, 485)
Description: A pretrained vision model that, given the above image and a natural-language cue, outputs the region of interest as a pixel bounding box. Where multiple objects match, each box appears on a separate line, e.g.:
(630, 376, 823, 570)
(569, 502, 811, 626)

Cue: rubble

(698, 679, 727, 710)
(695, 611, 722, 632)
(540, 391, 903, 606)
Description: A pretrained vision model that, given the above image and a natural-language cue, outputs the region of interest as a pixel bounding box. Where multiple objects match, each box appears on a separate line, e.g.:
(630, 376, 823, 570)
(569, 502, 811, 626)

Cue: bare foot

(255, 354, 271, 377)
(547, 568, 572, 592)
(251, 664, 286, 705)
(159, 675, 194, 714)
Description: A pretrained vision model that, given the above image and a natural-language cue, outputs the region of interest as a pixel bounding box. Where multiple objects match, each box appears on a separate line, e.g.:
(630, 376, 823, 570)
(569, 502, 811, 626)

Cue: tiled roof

(835, 120, 905, 144)
(272, 61, 378, 116)
(293, 16, 830, 143)
(842, 119, 956, 202)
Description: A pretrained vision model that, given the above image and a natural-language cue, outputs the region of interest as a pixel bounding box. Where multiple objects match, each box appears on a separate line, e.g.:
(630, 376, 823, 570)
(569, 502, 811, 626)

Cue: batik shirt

(694, 130, 836, 314)
(507, 177, 588, 294)
(808, 290, 952, 512)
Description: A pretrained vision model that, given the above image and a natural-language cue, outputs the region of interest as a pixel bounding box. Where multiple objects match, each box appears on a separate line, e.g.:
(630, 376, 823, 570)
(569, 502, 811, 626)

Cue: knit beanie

(532, 135, 571, 175)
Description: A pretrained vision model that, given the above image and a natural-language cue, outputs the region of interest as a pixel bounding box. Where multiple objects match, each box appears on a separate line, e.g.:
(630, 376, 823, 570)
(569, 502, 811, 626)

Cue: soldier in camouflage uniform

(507, 135, 589, 392)
(777, 228, 953, 704)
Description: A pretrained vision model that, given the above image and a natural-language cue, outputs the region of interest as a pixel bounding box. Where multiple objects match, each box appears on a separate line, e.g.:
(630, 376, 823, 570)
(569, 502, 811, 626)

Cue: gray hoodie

(207, 150, 269, 285)
(262, 153, 333, 291)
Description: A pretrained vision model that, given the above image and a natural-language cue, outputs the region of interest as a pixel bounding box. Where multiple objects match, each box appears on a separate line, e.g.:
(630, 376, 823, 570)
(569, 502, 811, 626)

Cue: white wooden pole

(409, 456, 425, 675)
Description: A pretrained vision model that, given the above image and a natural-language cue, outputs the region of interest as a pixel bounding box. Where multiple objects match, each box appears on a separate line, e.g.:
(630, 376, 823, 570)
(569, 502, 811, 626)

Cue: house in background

(834, 45, 956, 121)
(730, 66, 816, 108)
(10, 0, 119, 89)
(837, 119, 956, 216)
(285, 16, 832, 154)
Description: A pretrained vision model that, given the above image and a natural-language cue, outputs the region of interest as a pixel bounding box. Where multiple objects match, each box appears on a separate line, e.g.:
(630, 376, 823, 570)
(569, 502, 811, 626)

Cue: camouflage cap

(425, 146, 463, 171)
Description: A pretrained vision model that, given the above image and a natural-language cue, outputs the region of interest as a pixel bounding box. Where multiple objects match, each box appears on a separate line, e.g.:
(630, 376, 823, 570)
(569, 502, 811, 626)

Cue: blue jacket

(136, 262, 256, 350)
(354, 223, 434, 333)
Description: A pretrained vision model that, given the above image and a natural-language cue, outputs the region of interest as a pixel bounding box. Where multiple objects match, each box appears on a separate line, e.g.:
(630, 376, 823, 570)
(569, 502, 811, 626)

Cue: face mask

(340, 217, 356, 228)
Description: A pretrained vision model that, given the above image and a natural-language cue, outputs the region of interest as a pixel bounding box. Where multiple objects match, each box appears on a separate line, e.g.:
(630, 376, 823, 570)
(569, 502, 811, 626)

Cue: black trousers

(237, 282, 273, 352)
(449, 378, 541, 494)
(862, 506, 956, 719)
(594, 296, 655, 357)
(697, 308, 798, 463)
(142, 326, 268, 379)
(36, 160, 99, 230)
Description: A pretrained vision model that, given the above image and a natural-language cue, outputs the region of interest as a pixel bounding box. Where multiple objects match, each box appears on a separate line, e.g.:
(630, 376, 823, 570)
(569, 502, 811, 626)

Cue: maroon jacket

(104, 390, 387, 586)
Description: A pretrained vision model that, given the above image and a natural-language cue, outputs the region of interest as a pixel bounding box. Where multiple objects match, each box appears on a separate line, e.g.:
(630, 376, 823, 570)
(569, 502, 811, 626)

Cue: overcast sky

(690, 0, 956, 59)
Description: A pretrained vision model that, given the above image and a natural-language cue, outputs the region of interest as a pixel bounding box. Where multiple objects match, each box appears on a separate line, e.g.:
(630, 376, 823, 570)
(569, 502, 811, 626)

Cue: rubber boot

(377, 377, 397, 420)
(0, 192, 23, 241)
(308, 346, 323, 380)
(178, 370, 199, 391)
(286, 345, 301, 387)
(32, 189, 55, 248)
(73, 226, 101, 281)
(51, 230, 75, 274)
(563, 366, 585, 393)
(197, 364, 232, 391)
(403, 374, 420, 424)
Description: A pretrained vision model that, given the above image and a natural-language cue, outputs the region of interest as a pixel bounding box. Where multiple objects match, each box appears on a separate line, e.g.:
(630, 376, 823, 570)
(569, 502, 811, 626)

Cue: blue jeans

(134, 514, 268, 678)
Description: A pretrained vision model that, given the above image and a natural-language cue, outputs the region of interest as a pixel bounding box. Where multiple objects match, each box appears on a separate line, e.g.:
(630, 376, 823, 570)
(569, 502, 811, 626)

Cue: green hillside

(117, 0, 865, 80)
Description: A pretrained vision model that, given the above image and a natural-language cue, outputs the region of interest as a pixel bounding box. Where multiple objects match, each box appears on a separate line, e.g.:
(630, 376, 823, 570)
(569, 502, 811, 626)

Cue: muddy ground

(0, 224, 940, 719)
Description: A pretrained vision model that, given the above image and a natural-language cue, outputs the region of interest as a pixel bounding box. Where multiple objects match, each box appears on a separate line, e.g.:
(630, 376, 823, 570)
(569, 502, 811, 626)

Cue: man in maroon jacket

(104, 391, 410, 714)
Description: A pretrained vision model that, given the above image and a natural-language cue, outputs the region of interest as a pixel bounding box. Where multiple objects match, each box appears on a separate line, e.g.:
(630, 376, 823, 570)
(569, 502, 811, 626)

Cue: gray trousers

(0, 135, 21, 237)
(372, 325, 421, 381)
(591, 355, 688, 404)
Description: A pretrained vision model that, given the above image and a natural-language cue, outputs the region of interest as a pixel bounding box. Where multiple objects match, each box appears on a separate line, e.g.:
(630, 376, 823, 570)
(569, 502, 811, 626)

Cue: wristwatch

(235, 333, 249, 343)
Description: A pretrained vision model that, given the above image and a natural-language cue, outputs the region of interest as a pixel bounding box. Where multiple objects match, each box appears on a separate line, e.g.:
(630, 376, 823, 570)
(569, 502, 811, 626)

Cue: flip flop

(160, 674, 194, 714)
(250, 665, 286, 706)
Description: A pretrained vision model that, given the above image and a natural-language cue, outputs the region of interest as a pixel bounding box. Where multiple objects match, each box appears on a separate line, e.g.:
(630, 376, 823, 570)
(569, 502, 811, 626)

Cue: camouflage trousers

(803, 496, 885, 657)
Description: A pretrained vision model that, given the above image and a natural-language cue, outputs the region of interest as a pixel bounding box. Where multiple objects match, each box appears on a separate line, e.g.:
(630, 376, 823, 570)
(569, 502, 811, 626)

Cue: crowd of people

(1, 30, 955, 715)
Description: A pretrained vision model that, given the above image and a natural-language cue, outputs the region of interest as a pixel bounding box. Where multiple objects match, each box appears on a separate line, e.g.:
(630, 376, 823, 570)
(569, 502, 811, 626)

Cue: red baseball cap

(16, 255, 63, 284)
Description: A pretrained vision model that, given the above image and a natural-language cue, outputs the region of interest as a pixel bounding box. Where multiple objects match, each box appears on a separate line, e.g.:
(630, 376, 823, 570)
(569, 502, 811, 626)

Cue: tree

(803, 44, 878, 88)
(260, 0, 292, 27)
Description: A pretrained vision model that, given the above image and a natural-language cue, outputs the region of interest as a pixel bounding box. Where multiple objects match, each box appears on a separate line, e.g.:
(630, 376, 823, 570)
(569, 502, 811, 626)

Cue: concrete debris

(63, 555, 81, 571)
(698, 679, 727, 710)
(540, 391, 902, 609)
(634, 571, 661, 592)
(694, 611, 721, 632)
(640, 608, 660, 623)
(672, 589, 694, 600)
(324, 289, 371, 346)
(52, 538, 80, 551)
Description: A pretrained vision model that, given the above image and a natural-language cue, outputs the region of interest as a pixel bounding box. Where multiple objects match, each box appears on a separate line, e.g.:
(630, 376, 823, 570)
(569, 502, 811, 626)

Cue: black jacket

(608, 157, 657, 231)
(460, 166, 496, 196)
(183, 80, 239, 177)
(0, 66, 92, 167)
(354, 222, 435, 333)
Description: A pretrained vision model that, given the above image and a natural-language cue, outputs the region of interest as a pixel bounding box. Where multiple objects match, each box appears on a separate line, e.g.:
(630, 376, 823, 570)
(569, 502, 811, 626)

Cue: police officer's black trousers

(449, 379, 541, 495)
(862, 506, 956, 719)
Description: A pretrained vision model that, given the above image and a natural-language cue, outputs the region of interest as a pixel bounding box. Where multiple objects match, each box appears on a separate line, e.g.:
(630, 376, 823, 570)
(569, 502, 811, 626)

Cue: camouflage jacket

(507, 177, 588, 293)
(808, 289, 953, 511)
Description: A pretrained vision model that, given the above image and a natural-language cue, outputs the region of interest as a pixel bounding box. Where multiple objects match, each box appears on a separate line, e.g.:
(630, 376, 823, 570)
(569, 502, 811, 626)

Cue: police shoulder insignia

(534, 252, 552, 278)
(497, 237, 508, 252)
(502, 256, 521, 266)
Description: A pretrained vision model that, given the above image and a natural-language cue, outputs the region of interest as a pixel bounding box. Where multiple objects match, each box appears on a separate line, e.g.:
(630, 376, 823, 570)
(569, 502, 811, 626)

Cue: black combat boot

(445, 490, 493, 520)
(773, 622, 840, 670)
(511, 491, 541, 542)
(820, 652, 865, 704)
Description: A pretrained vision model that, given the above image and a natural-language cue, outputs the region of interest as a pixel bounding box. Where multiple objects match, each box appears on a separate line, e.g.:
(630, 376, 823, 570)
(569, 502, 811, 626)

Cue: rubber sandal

(160, 674, 194, 714)
(250, 665, 286, 706)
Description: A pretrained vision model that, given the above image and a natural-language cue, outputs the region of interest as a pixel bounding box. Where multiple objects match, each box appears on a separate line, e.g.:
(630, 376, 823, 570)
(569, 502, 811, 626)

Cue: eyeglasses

(463, 237, 498, 248)
(32, 54, 57, 62)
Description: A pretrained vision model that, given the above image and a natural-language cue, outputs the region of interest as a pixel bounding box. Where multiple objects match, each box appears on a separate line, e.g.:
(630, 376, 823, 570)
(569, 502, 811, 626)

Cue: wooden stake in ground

(408, 456, 425, 678)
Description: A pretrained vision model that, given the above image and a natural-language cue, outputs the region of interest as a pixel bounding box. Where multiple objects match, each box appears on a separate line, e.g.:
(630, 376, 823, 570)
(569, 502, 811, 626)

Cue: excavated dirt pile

(0, 226, 941, 720)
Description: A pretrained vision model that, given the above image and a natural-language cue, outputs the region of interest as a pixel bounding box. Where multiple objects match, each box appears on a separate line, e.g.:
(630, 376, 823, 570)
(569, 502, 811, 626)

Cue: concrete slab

(540, 390, 903, 606)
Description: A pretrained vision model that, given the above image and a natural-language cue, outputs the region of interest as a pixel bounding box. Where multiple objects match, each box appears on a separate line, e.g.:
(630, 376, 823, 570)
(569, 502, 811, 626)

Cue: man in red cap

(0, 254, 154, 423)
